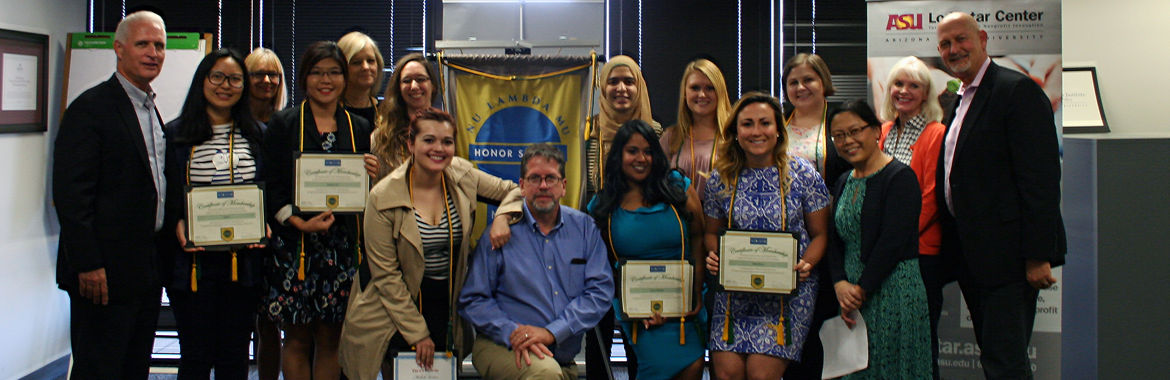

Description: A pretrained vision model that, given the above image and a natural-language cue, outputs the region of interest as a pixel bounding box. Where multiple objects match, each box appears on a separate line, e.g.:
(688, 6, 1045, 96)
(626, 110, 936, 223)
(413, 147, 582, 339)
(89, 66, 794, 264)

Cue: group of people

(54, 10, 1064, 380)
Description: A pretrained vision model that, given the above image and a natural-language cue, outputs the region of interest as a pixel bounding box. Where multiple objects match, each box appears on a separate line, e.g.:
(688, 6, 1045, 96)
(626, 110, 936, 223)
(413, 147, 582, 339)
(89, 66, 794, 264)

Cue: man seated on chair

(459, 143, 614, 380)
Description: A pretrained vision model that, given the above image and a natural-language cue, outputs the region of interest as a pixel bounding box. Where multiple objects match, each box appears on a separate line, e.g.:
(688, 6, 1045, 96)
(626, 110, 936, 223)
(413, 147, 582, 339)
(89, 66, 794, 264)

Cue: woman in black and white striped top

(162, 48, 267, 380)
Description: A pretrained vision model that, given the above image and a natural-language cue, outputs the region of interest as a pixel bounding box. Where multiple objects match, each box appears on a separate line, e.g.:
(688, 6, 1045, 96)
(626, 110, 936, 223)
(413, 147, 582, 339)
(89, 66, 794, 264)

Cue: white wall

(1064, 0, 1170, 134)
(0, 0, 85, 379)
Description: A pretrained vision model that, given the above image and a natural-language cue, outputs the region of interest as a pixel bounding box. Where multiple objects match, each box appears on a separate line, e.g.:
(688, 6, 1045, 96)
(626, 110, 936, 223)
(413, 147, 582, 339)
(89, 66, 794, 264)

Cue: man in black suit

(53, 11, 168, 380)
(934, 12, 1066, 380)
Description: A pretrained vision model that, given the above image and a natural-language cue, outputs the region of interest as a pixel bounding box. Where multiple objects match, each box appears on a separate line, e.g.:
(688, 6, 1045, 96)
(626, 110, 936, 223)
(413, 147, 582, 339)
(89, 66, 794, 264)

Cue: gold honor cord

(785, 104, 828, 173)
(687, 126, 721, 188)
(408, 167, 456, 357)
(607, 204, 688, 345)
(187, 125, 239, 292)
(297, 101, 357, 281)
(722, 170, 789, 345)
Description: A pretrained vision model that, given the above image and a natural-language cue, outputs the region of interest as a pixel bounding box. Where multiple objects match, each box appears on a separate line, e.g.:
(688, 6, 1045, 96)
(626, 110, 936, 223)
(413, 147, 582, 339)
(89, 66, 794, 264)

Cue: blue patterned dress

(703, 157, 830, 359)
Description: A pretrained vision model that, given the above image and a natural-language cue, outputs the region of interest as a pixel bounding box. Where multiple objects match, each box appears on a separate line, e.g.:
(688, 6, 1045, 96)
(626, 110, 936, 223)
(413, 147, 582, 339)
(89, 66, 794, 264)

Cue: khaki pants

(471, 335, 578, 380)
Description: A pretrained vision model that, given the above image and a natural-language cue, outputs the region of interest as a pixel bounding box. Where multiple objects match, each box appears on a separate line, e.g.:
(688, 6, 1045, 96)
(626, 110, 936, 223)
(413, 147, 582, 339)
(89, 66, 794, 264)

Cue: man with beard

(459, 143, 614, 380)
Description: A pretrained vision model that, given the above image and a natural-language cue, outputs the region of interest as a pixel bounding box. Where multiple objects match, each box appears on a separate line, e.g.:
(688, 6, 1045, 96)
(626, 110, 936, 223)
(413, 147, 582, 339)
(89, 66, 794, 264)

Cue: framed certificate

(185, 183, 267, 248)
(619, 260, 693, 319)
(393, 352, 456, 380)
(718, 230, 797, 294)
(294, 152, 369, 213)
(1062, 67, 1110, 134)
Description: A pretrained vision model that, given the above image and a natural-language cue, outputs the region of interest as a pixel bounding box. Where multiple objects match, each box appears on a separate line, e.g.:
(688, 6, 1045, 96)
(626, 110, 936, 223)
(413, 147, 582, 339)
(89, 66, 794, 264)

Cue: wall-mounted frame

(1062, 67, 1109, 134)
(0, 28, 48, 133)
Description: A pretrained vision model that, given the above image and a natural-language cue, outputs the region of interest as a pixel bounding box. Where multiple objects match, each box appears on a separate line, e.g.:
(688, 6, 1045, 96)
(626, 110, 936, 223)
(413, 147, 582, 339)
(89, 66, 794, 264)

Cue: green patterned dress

(837, 170, 933, 379)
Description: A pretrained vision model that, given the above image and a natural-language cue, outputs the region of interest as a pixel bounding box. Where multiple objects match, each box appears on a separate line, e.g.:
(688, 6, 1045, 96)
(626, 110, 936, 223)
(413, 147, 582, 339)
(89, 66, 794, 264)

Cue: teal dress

(837, 169, 932, 379)
(588, 174, 706, 380)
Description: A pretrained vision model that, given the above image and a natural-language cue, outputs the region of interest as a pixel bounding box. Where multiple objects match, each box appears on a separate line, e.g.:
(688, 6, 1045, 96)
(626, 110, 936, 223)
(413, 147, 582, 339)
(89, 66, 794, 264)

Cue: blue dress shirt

(458, 203, 614, 365)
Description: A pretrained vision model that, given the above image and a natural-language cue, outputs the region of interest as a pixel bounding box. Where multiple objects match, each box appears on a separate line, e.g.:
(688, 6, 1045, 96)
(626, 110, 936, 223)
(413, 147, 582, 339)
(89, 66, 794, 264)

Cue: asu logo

(886, 14, 924, 30)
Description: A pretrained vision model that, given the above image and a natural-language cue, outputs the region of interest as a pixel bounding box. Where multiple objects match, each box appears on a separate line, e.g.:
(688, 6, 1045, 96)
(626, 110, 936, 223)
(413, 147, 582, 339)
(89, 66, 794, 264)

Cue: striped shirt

(417, 191, 462, 280)
(189, 123, 257, 184)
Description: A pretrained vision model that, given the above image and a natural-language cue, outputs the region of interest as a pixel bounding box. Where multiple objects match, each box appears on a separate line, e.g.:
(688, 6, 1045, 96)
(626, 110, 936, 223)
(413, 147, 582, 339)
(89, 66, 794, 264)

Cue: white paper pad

(820, 310, 868, 379)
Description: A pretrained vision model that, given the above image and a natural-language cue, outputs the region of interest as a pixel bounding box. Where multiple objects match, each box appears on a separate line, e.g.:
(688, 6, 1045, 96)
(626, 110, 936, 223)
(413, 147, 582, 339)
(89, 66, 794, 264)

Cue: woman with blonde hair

(877, 55, 947, 380)
(703, 93, 830, 380)
(372, 53, 441, 178)
(659, 58, 732, 198)
(337, 31, 385, 126)
(245, 47, 287, 124)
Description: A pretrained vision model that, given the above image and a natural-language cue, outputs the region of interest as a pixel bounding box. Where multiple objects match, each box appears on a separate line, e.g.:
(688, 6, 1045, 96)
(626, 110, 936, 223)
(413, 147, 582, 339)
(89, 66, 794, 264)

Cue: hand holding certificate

(718, 230, 798, 294)
(393, 352, 456, 380)
(619, 260, 694, 319)
(294, 153, 370, 213)
(185, 184, 267, 248)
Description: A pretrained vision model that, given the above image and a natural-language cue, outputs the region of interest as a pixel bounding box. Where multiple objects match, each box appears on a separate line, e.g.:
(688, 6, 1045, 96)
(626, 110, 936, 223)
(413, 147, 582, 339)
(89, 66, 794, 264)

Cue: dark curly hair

(589, 119, 691, 232)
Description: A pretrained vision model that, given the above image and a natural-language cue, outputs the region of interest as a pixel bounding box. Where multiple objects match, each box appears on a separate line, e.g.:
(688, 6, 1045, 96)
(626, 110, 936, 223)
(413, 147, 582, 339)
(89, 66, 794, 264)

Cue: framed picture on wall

(1062, 67, 1109, 134)
(0, 28, 48, 133)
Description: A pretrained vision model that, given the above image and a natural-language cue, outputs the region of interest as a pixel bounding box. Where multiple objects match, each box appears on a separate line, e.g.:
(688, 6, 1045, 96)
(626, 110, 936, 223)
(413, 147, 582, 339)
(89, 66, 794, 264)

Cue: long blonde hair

(713, 92, 792, 195)
(244, 48, 288, 114)
(668, 59, 732, 156)
(337, 31, 386, 100)
(879, 56, 943, 124)
(373, 53, 440, 170)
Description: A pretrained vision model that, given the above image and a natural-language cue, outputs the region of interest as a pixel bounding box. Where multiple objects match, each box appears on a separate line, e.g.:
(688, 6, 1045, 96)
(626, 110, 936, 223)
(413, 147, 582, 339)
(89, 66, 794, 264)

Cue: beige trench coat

(339, 157, 523, 380)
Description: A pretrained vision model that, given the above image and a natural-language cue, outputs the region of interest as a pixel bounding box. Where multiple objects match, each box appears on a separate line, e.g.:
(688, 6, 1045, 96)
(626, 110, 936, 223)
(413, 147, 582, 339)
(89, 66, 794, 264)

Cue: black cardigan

(827, 159, 921, 294)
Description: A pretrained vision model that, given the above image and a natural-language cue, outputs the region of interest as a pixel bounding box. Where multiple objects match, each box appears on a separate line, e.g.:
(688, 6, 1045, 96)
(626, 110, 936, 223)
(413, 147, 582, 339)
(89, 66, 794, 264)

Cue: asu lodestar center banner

(866, 1, 1062, 379)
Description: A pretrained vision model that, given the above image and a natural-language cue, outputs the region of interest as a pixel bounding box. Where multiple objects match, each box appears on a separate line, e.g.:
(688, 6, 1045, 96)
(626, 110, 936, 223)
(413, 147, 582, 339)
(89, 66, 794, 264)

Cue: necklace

(786, 104, 827, 173)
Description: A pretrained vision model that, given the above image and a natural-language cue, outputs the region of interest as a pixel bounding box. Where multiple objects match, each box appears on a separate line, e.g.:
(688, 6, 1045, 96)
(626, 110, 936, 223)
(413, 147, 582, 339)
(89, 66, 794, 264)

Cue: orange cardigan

(879, 120, 945, 255)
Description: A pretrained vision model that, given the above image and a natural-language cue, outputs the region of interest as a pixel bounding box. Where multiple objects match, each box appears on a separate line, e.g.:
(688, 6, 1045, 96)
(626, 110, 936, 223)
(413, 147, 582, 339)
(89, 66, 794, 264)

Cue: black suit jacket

(936, 62, 1067, 287)
(828, 160, 921, 294)
(54, 74, 168, 300)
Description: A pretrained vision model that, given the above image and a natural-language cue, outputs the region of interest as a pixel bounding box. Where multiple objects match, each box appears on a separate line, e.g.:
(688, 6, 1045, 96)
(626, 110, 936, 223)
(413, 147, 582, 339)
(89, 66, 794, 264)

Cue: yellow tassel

(190, 253, 198, 292)
(298, 251, 306, 281)
(231, 250, 238, 282)
(777, 298, 786, 346)
(680, 317, 686, 345)
(722, 295, 731, 342)
(632, 323, 638, 344)
(446, 351, 453, 358)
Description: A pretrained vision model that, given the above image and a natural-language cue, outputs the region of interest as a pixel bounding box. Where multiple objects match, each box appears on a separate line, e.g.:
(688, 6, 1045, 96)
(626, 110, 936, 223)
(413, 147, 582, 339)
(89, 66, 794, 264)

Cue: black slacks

(956, 262, 1040, 380)
(170, 280, 259, 380)
(69, 287, 162, 380)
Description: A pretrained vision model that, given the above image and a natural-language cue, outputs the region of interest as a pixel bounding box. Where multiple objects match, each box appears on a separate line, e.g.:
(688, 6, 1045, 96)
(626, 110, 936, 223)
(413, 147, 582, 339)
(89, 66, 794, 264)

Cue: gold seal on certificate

(185, 183, 267, 248)
(719, 230, 797, 294)
(620, 260, 693, 318)
(294, 152, 369, 213)
(393, 352, 456, 380)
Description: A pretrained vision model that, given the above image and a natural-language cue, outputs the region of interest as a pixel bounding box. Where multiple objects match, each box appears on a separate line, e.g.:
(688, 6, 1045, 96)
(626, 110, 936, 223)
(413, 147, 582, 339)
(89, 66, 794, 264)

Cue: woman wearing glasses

(261, 41, 375, 380)
(588, 120, 706, 380)
(372, 53, 441, 178)
(339, 107, 521, 380)
(163, 48, 267, 380)
(245, 48, 287, 124)
(703, 93, 830, 380)
(826, 99, 931, 379)
(877, 56, 948, 379)
(338, 32, 385, 126)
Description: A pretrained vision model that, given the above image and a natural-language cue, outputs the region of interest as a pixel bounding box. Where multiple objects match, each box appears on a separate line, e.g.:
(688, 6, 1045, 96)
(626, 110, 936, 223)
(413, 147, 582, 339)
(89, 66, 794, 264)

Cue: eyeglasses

(830, 125, 874, 142)
(401, 76, 430, 85)
(249, 71, 282, 83)
(208, 71, 245, 88)
(308, 69, 344, 79)
(524, 175, 563, 186)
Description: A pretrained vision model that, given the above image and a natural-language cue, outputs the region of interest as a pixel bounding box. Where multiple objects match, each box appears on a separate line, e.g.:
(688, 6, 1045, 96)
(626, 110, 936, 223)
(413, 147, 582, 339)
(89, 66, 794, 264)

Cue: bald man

(934, 12, 1066, 380)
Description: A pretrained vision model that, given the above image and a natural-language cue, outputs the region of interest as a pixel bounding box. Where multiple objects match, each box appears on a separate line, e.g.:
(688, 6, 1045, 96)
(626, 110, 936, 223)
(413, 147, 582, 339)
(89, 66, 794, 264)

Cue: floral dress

(703, 157, 829, 359)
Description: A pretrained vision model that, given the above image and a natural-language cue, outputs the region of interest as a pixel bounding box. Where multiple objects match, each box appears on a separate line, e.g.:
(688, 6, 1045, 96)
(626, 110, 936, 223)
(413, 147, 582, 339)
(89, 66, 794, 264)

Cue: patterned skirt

(263, 223, 355, 324)
(708, 272, 818, 360)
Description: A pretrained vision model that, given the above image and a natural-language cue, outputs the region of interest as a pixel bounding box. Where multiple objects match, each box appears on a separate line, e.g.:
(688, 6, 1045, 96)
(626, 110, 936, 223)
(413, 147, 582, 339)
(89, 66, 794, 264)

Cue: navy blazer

(936, 61, 1067, 287)
(54, 74, 168, 300)
(827, 160, 921, 294)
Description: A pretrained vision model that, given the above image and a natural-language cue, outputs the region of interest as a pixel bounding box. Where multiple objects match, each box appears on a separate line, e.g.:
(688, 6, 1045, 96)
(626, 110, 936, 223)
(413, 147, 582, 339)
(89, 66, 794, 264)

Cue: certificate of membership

(295, 153, 369, 213)
(186, 184, 266, 247)
(719, 230, 797, 294)
(620, 260, 693, 318)
(393, 352, 456, 380)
